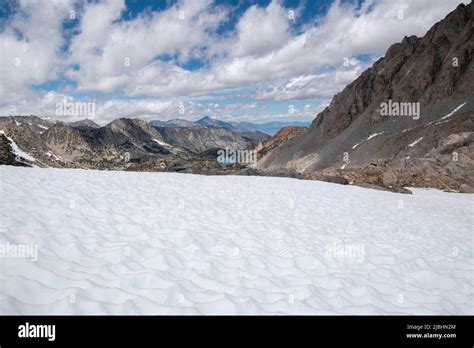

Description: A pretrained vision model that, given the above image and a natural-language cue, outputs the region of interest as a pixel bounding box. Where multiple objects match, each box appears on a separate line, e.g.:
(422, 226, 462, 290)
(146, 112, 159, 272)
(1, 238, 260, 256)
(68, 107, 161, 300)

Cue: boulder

(459, 184, 474, 193)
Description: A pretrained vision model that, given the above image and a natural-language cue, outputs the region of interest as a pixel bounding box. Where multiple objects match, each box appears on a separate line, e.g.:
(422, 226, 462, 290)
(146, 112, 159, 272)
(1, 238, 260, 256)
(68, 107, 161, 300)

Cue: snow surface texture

(0, 166, 472, 314)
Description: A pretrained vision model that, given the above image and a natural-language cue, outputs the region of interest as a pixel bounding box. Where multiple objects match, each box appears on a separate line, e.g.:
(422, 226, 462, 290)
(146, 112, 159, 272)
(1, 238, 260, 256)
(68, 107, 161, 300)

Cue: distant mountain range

(0, 115, 270, 174)
(0, 113, 309, 173)
(0, 113, 308, 174)
(149, 116, 310, 135)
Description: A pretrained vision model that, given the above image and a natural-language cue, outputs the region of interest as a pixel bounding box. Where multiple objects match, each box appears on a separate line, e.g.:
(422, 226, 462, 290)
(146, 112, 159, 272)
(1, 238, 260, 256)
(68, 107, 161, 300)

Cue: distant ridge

(149, 116, 310, 135)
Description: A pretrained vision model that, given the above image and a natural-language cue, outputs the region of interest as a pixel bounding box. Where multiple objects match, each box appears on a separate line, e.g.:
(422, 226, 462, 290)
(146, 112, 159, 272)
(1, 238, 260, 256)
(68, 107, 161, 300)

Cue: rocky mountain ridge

(257, 2, 474, 192)
(150, 116, 311, 135)
(153, 125, 268, 154)
(0, 115, 262, 173)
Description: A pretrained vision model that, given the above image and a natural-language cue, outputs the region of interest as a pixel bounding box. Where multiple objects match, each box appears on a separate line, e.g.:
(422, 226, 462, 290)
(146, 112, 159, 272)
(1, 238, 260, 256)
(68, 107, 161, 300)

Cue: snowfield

(0, 166, 472, 314)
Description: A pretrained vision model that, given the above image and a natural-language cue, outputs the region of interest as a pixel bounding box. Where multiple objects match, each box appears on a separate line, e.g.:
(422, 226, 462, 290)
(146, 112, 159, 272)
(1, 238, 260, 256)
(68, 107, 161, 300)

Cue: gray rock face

(153, 125, 268, 154)
(0, 116, 193, 169)
(258, 2, 474, 191)
(459, 183, 474, 193)
(0, 134, 26, 166)
(256, 126, 308, 159)
(42, 118, 179, 165)
(68, 119, 100, 130)
(310, 3, 473, 138)
(0, 116, 52, 164)
(148, 119, 197, 128)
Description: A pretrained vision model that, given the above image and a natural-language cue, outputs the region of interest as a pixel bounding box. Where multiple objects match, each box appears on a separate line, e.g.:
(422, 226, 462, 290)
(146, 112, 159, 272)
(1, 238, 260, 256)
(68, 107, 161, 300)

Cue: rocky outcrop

(0, 117, 51, 165)
(0, 134, 28, 166)
(304, 125, 474, 192)
(257, 126, 307, 158)
(68, 119, 100, 130)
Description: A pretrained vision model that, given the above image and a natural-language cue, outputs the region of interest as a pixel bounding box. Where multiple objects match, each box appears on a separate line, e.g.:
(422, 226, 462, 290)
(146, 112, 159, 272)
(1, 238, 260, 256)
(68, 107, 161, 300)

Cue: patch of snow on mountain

(352, 133, 383, 150)
(408, 137, 423, 147)
(152, 139, 171, 147)
(366, 133, 383, 141)
(0, 130, 36, 162)
(440, 102, 466, 120)
(45, 151, 62, 161)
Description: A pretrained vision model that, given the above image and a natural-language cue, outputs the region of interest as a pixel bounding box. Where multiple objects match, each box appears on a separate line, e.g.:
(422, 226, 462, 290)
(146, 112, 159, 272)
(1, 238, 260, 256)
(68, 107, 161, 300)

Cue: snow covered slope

(0, 130, 37, 163)
(0, 166, 472, 314)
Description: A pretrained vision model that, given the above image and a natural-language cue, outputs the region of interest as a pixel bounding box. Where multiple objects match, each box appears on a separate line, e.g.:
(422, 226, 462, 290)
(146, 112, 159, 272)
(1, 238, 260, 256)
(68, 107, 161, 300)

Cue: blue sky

(0, 0, 465, 124)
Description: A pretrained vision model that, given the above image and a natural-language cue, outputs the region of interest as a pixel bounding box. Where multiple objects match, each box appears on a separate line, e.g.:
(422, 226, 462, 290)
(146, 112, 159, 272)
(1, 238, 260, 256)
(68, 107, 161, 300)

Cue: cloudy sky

(0, 0, 467, 124)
